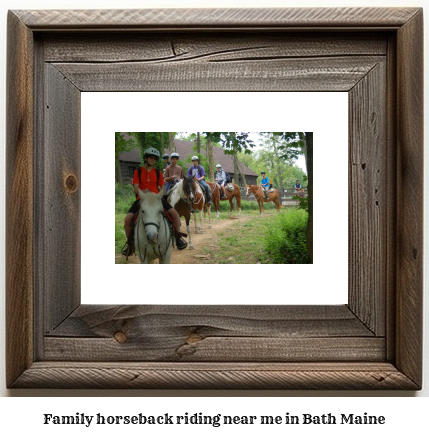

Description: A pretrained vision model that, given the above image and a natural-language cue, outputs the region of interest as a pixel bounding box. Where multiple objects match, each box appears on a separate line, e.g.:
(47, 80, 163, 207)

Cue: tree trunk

(168, 132, 176, 153)
(272, 135, 284, 192)
(115, 160, 123, 188)
(207, 136, 214, 182)
(236, 159, 247, 188)
(196, 132, 201, 154)
(160, 132, 165, 155)
(305, 132, 313, 263)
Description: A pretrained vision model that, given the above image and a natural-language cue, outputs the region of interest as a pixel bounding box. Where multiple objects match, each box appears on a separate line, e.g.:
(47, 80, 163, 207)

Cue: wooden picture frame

(6, 8, 423, 389)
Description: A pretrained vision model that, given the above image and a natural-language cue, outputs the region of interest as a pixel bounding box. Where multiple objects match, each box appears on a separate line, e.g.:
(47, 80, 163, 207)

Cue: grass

(115, 183, 309, 264)
(205, 212, 279, 264)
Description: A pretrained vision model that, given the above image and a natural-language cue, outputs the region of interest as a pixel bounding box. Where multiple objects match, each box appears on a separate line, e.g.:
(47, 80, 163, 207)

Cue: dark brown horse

(206, 181, 242, 218)
(168, 176, 196, 249)
(246, 184, 280, 213)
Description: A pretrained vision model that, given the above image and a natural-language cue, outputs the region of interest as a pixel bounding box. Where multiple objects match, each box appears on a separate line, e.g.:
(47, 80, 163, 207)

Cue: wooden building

(118, 139, 258, 186)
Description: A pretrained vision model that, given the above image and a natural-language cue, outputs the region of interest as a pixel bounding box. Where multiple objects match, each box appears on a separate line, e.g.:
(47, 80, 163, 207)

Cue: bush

(263, 209, 310, 264)
(115, 183, 135, 214)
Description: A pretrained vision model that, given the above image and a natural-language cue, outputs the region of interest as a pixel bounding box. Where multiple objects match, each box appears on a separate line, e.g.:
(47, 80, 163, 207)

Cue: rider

(294, 179, 304, 198)
(215, 163, 227, 199)
(164, 152, 185, 193)
(187, 156, 212, 205)
(261, 171, 270, 199)
(122, 147, 187, 255)
(162, 153, 171, 170)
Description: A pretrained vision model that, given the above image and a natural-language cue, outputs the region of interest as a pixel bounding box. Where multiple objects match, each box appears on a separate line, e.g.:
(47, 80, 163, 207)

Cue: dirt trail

(118, 213, 253, 264)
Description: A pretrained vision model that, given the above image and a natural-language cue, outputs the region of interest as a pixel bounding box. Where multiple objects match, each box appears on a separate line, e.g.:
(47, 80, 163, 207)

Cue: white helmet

(143, 147, 160, 160)
(191, 155, 199, 161)
(171, 152, 179, 158)
(216, 164, 221, 168)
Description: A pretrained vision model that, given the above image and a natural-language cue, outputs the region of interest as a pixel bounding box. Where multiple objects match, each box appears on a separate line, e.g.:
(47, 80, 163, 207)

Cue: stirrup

(176, 237, 188, 250)
(121, 242, 129, 256)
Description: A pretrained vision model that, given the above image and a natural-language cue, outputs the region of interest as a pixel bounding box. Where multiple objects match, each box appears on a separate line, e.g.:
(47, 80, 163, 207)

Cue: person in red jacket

(122, 147, 187, 256)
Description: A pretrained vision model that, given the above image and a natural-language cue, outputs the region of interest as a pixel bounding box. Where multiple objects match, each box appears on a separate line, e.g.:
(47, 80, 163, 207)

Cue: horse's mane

(141, 191, 161, 206)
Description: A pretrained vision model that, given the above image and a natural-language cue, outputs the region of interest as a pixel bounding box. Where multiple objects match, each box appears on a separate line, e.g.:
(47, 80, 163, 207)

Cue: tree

(115, 132, 136, 187)
(207, 135, 215, 182)
(133, 132, 166, 172)
(274, 132, 313, 262)
(168, 132, 176, 153)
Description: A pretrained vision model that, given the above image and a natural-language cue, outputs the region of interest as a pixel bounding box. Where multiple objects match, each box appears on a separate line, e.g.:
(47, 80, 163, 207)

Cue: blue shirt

(261, 177, 269, 186)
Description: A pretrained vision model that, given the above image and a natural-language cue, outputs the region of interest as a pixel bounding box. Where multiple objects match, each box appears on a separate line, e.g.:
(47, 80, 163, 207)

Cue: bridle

(247, 185, 264, 201)
(135, 207, 172, 263)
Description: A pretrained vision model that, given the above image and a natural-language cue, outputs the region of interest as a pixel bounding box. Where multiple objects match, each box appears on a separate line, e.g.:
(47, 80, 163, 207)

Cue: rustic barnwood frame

(6, 8, 423, 389)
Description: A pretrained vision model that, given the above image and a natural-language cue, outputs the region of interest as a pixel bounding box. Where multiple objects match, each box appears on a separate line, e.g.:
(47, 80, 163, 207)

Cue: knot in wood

(114, 331, 128, 343)
(64, 174, 78, 194)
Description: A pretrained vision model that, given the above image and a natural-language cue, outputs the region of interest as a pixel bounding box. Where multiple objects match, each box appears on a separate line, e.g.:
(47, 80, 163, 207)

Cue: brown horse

(169, 176, 196, 249)
(246, 184, 280, 213)
(206, 181, 242, 218)
(192, 178, 211, 231)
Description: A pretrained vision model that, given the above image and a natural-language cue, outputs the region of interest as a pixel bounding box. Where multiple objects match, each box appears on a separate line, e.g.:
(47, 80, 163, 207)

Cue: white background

(0, 0, 427, 420)
(81, 92, 348, 305)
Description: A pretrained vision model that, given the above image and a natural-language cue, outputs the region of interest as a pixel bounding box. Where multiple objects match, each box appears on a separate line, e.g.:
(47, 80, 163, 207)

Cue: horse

(167, 176, 196, 250)
(134, 187, 173, 263)
(206, 181, 242, 218)
(191, 177, 211, 233)
(246, 184, 281, 213)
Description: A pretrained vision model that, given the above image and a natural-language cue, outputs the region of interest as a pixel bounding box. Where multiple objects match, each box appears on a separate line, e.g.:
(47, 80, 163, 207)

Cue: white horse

(134, 187, 173, 264)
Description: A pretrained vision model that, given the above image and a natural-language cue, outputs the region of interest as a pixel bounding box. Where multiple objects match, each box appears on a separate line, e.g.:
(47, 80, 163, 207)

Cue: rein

(249, 185, 264, 202)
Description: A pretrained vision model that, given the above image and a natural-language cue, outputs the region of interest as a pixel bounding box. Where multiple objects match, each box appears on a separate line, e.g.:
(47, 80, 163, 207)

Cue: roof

(119, 138, 258, 177)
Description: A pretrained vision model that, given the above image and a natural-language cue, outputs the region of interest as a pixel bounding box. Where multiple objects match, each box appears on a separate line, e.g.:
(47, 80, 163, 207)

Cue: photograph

(115, 132, 311, 265)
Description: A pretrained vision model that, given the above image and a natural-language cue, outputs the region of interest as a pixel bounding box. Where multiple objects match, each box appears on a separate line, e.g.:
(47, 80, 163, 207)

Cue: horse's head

(138, 187, 165, 244)
(246, 185, 251, 196)
(182, 176, 195, 205)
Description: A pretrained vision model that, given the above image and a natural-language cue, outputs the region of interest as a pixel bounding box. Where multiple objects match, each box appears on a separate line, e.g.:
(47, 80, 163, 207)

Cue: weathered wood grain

(43, 64, 81, 333)
(395, 9, 423, 388)
(14, 8, 420, 29)
(52, 56, 384, 92)
(348, 61, 386, 335)
(11, 362, 419, 390)
(6, 7, 423, 390)
(44, 337, 385, 362)
(42, 33, 387, 63)
(47, 305, 374, 338)
(5, 10, 34, 389)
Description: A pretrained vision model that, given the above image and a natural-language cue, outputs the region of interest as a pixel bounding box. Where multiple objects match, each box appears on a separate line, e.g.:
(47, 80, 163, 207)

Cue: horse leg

(185, 215, 194, 250)
(199, 208, 204, 233)
(207, 204, 211, 228)
(236, 191, 242, 216)
(228, 198, 233, 217)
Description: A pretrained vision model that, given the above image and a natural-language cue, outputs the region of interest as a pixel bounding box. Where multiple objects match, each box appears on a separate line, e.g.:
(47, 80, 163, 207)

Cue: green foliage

(203, 132, 256, 154)
(133, 132, 169, 171)
(115, 183, 135, 214)
(115, 132, 137, 166)
(293, 195, 309, 213)
(262, 209, 310, 264)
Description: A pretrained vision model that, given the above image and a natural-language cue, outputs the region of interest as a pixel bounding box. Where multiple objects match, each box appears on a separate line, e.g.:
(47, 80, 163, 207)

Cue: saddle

(268, 188, 275, 193)
(226, 183, 234, 192)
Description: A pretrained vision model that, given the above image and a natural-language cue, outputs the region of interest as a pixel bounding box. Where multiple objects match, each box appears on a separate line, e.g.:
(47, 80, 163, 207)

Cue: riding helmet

(171, 152, 180, 159)
(143, 147, 160, 161)
(162, 153, 169, 159)
(191, 155, 199, 161)
(261, 171, 266, 174)
(216, 164, 222, 168)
